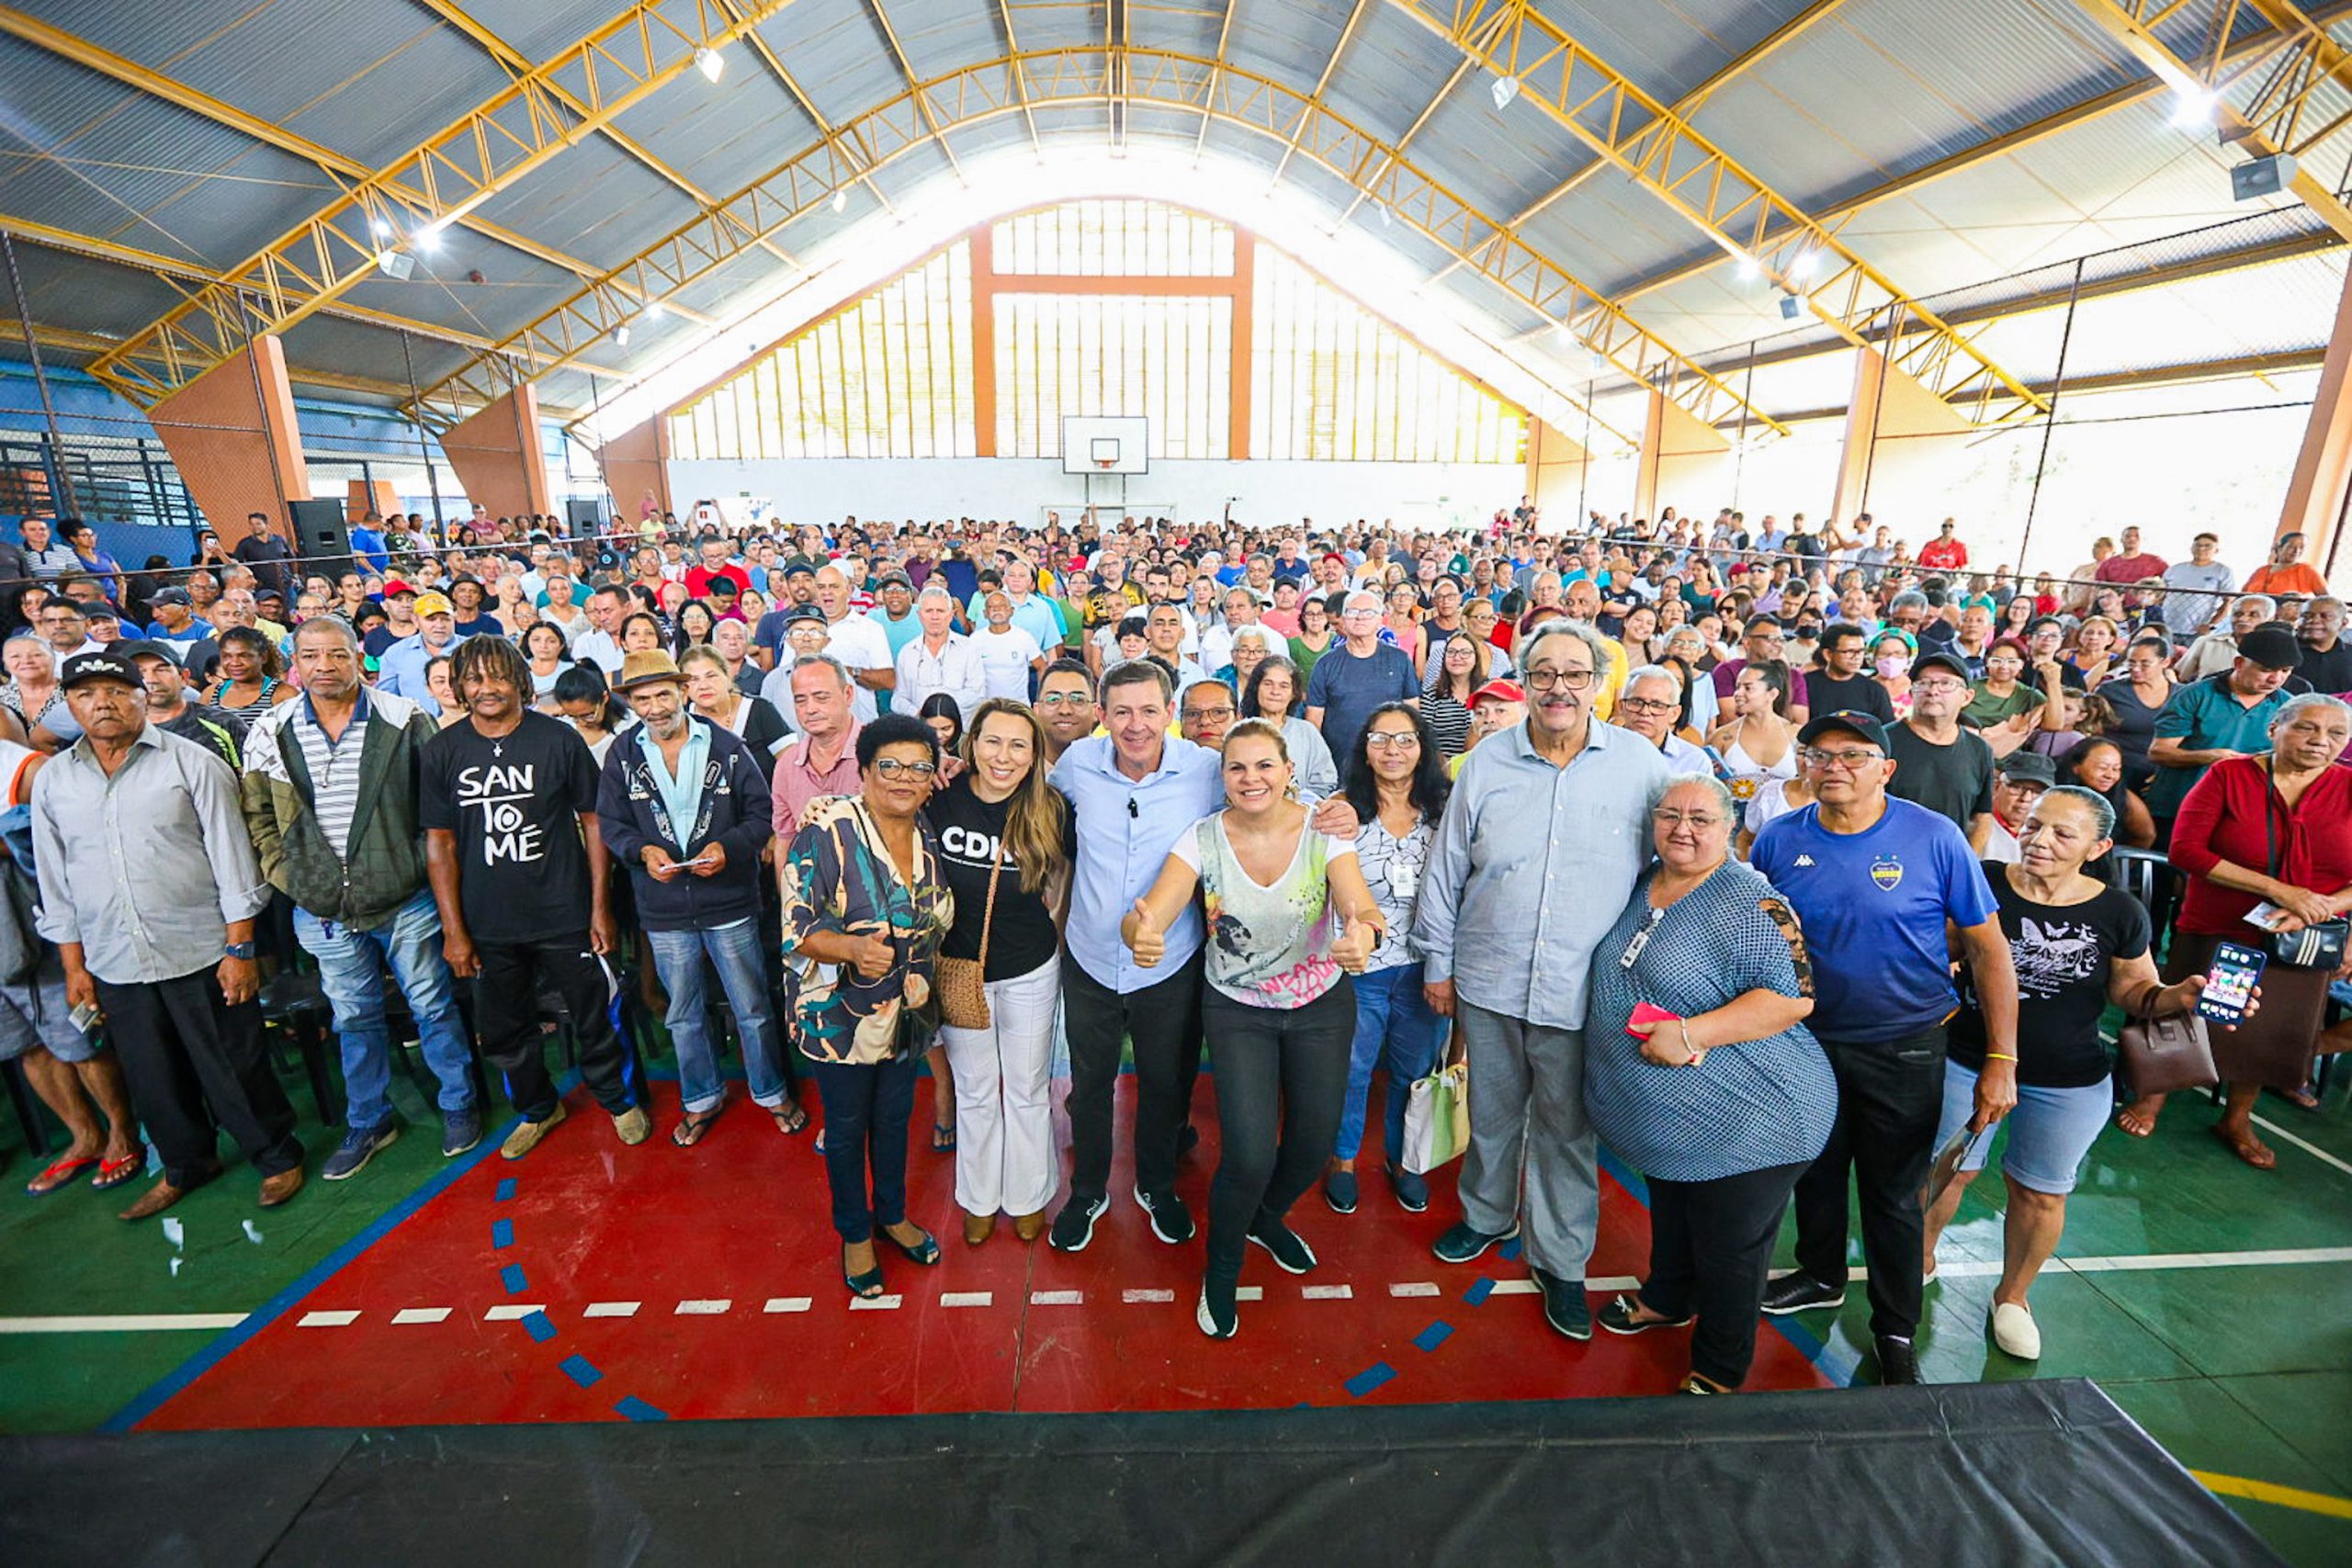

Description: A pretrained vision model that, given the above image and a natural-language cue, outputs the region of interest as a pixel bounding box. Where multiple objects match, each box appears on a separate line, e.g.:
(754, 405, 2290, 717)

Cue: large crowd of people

(2, 499, 2346, 1391)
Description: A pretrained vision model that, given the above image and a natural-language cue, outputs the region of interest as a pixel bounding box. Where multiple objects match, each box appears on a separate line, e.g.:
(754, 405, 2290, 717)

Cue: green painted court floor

(2, 1059, 2348, 1565)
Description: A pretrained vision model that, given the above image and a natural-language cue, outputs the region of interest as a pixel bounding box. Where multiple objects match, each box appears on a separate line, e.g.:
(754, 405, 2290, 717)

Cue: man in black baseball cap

(117, 639, 246, 769)
(1883, 649, 1995, 849)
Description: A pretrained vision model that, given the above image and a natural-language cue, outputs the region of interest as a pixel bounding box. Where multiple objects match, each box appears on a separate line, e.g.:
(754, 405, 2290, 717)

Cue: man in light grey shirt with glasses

(1413, 619, 1667, 1342)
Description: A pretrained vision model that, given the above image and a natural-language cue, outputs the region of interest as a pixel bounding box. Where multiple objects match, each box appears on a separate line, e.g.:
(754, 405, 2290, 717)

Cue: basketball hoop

(1094, 457, 1115, 471)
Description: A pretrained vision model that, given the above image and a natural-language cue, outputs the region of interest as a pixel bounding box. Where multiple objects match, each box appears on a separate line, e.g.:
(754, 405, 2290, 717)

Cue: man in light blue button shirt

(1413, 619, 1668, 1341)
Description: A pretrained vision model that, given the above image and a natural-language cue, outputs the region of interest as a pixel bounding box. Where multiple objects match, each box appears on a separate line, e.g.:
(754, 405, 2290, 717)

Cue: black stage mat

(0, 1380, 2282, 1566)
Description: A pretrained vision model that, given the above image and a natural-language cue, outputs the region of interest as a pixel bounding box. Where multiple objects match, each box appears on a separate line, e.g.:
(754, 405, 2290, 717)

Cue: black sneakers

(1134, 1184, 1195, 1245)
(1431, 1219, 1518, 1264)
(1049, 1191, 1110, 1252)
(1875, 1335, 1921, 1385)
(1532, 1268, 1591, 1341)
(1196, 1278, 1238, 1339)
(1246, 1218, 1318, 1275)
(1596, 1293, 1692, 1336)
(1759, 1272, 1847, 1315)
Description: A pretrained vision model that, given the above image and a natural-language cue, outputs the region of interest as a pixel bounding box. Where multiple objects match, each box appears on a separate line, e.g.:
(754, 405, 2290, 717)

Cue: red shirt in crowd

(2168, 754, 2352, 936)
(686, 562, 752, 600)
(1918, 537, 1968, 570)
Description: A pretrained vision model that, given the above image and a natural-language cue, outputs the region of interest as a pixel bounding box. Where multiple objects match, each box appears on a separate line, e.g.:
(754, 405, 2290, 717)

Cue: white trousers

(939, 955, 1062, 1217)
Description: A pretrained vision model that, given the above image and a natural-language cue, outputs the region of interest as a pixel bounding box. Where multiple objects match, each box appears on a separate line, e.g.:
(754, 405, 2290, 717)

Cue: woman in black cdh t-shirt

(922, 698, 1073, 1245)
(1924, 785, 2219, 1364)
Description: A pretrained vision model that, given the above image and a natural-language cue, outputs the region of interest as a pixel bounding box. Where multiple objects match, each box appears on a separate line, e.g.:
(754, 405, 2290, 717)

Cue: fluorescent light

(831, 187, 848, 214)
(695, 45, 724, 83)
(1491, 73, 1520, 111)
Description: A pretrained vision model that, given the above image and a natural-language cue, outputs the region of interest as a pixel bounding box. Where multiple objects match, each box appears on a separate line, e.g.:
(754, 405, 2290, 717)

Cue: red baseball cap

(1471, 679, 1524, 705)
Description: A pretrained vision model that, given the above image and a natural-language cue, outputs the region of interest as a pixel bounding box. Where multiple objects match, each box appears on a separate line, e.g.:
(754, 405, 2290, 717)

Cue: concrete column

(145, 334, 311, 547)
(1632, 388, 1728, 522)
(440, 385, 555, 519)
(1830, 344, 1969, 526)
(2278, 263, 2352, 574)
(1523, 415, 1589, 522)
(595, 416, 673, 527)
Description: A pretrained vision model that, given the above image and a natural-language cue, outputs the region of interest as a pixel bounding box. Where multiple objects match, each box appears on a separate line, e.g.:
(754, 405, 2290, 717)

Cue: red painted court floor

(136, 1077, 1836, 1430)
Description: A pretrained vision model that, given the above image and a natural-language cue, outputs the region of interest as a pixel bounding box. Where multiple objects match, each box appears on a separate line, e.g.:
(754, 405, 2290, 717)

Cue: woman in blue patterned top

(1324, 701, 1450, 1217)
(779, 711, 956, 1301)
(1584, 773, 1835, 1393)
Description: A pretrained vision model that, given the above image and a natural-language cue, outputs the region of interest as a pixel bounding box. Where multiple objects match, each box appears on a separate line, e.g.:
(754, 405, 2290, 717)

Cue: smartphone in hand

(2196, 942, 2266, 1026)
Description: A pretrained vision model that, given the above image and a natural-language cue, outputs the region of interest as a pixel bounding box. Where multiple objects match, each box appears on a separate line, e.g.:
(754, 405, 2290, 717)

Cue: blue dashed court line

(501, 1263, 527, 1294)
(1412, 1321, 1453, 1352)
(1464, 1277, 1494, 1305)
(559, 1354, 604, 1388)
(522, 1310, 557, 1344)
(494, 1178, 516, 1201)
(491, 1218, 514, 1249)
(1343, 1362, 1396, 1398)
(614, 1395, 670, 1422)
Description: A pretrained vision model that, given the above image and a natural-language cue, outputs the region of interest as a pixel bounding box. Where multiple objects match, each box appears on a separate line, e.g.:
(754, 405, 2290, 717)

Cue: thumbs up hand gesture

(1125, 897, 1166, 967)
(1331, 908, 1382, 974)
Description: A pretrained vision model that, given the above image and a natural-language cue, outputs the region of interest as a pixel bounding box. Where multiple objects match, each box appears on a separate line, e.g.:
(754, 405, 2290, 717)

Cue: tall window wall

(667, 243, 975, 460)
(667, 200, 1524, 465)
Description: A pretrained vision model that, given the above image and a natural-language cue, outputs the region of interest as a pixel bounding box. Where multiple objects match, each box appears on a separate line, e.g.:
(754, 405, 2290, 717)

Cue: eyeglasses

(1651, 809, 1725, 829)
(1619, 696, 1678, 716)
(871, 759, 938, 780)
(1183, 708, 1235, 724)
(1802, 747, 1884, 771)
(1037, 691, 1091, 707)
(1523, 667, 1598, 692)
(1913, 678, 1969, 694)
(1364, 731, 1422, 750)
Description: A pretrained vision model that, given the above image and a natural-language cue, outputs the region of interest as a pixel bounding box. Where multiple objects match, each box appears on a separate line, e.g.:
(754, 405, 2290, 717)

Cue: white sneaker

(1991, 1301, 2041, 1359)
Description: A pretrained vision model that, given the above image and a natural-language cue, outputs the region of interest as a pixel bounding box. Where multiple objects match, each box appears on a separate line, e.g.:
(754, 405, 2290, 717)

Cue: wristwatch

(223, 942, 257, 960)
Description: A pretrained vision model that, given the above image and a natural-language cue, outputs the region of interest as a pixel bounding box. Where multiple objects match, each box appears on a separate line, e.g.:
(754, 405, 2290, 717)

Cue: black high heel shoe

(880, 1224, 940, 1266)
(842, 1244, 886, 1300)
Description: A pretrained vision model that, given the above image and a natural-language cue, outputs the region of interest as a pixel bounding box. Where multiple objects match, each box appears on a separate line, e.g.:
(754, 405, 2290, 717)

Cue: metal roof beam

(79, 0, 804, 406)
(1381, 0, 2047, 423)
(865, 0, 966, 184)
(409, 0, 790, 282)
(714, 0, 899, 214)
(0, 4, 626, 289)
(1612, 0, 2352, 306)
(1193, 0, 1240, 159)
(1267, 0, 1373, 190)
(993, 0, 1043, 153)
(2064, 0, 2352, 241)
(1333, 54, 1474, 229)
(401, 49, 1784, 447)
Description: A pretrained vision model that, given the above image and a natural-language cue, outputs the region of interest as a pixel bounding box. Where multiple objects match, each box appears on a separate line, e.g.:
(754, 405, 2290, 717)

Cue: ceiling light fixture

(831, 187, 848, 214)
(1491, 73, 1520, 111)
(1736, 254, 1759, 280)
(613, 323, 632, 346)
(644, 301, 665, 321)
(2170, 86, 2217, 128)
(415, 220, 446, 254)
(1788, 249, 1817, 281)
(376, 250, 415, 281)
(1374, 198, 1391, 227)
(695, 45, 725, 84)
(369, 217, 392, 242)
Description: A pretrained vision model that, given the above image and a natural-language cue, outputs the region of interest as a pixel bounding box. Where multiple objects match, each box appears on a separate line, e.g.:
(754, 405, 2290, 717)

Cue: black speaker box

(288, 498, 349, 566)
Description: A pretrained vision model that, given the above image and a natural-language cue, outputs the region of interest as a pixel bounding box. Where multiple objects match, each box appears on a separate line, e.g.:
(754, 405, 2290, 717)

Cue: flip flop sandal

(769, 1101, 808, 1135)
(26, 1154, 98, 1197)
(671, 1109, 723, 1148)
(931, 1122, 956, 1153)
(91, 1151, 145, 1190)
(2210, 1124, 2278, 1169)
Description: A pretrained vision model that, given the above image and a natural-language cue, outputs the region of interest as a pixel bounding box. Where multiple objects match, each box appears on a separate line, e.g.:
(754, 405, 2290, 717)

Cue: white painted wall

(666, 457, 1526, 532)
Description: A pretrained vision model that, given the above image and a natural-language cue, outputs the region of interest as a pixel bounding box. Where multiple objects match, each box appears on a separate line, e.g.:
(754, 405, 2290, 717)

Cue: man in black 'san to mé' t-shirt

(419, 637, 649, 1160)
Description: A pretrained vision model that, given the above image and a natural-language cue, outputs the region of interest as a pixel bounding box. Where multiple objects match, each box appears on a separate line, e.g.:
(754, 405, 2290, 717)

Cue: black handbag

(2262, 774, 2350, 971)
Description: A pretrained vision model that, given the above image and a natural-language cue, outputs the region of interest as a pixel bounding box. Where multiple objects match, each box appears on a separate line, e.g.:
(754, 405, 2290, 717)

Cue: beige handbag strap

(973, 831, 1006, 976)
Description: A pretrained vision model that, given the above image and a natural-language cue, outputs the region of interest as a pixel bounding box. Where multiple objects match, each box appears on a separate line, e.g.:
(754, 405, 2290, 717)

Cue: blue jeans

(293, 888, 475, 1132)
(1334, 962, 1447, 1163)
(646, 921, 789, 1114)
(809, 1055, 919, 1242)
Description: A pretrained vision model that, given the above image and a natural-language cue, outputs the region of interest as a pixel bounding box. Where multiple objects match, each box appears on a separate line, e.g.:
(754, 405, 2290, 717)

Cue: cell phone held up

(2195, 942, 2266, 1026)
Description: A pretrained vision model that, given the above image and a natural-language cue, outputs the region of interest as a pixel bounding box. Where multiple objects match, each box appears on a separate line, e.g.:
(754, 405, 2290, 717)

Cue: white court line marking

(763, 1297, 813, 1314)
(297, 1310, 359, 1328)
(1236, 1286, 1263, 1302)
(2251, 1114, 2352, 1180)
(1122, 1288, 1176, 1303)
(482, 1304, 543, 1321)
(940, 1292, 992, 1308)
(1302, 1284, 1352, 1300)
(674, 1299, 732, 1315)
(848, 1294, 904, 1311)
(1487, 1279, 1540, 1295)
(1388, 1282, 1440, 1298)
(1030, 1290, 1083, 1305)
(583, 1302, 640, 1318)
(0, 1313, 249, 1334)
(390, 1307, 451, 1325)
